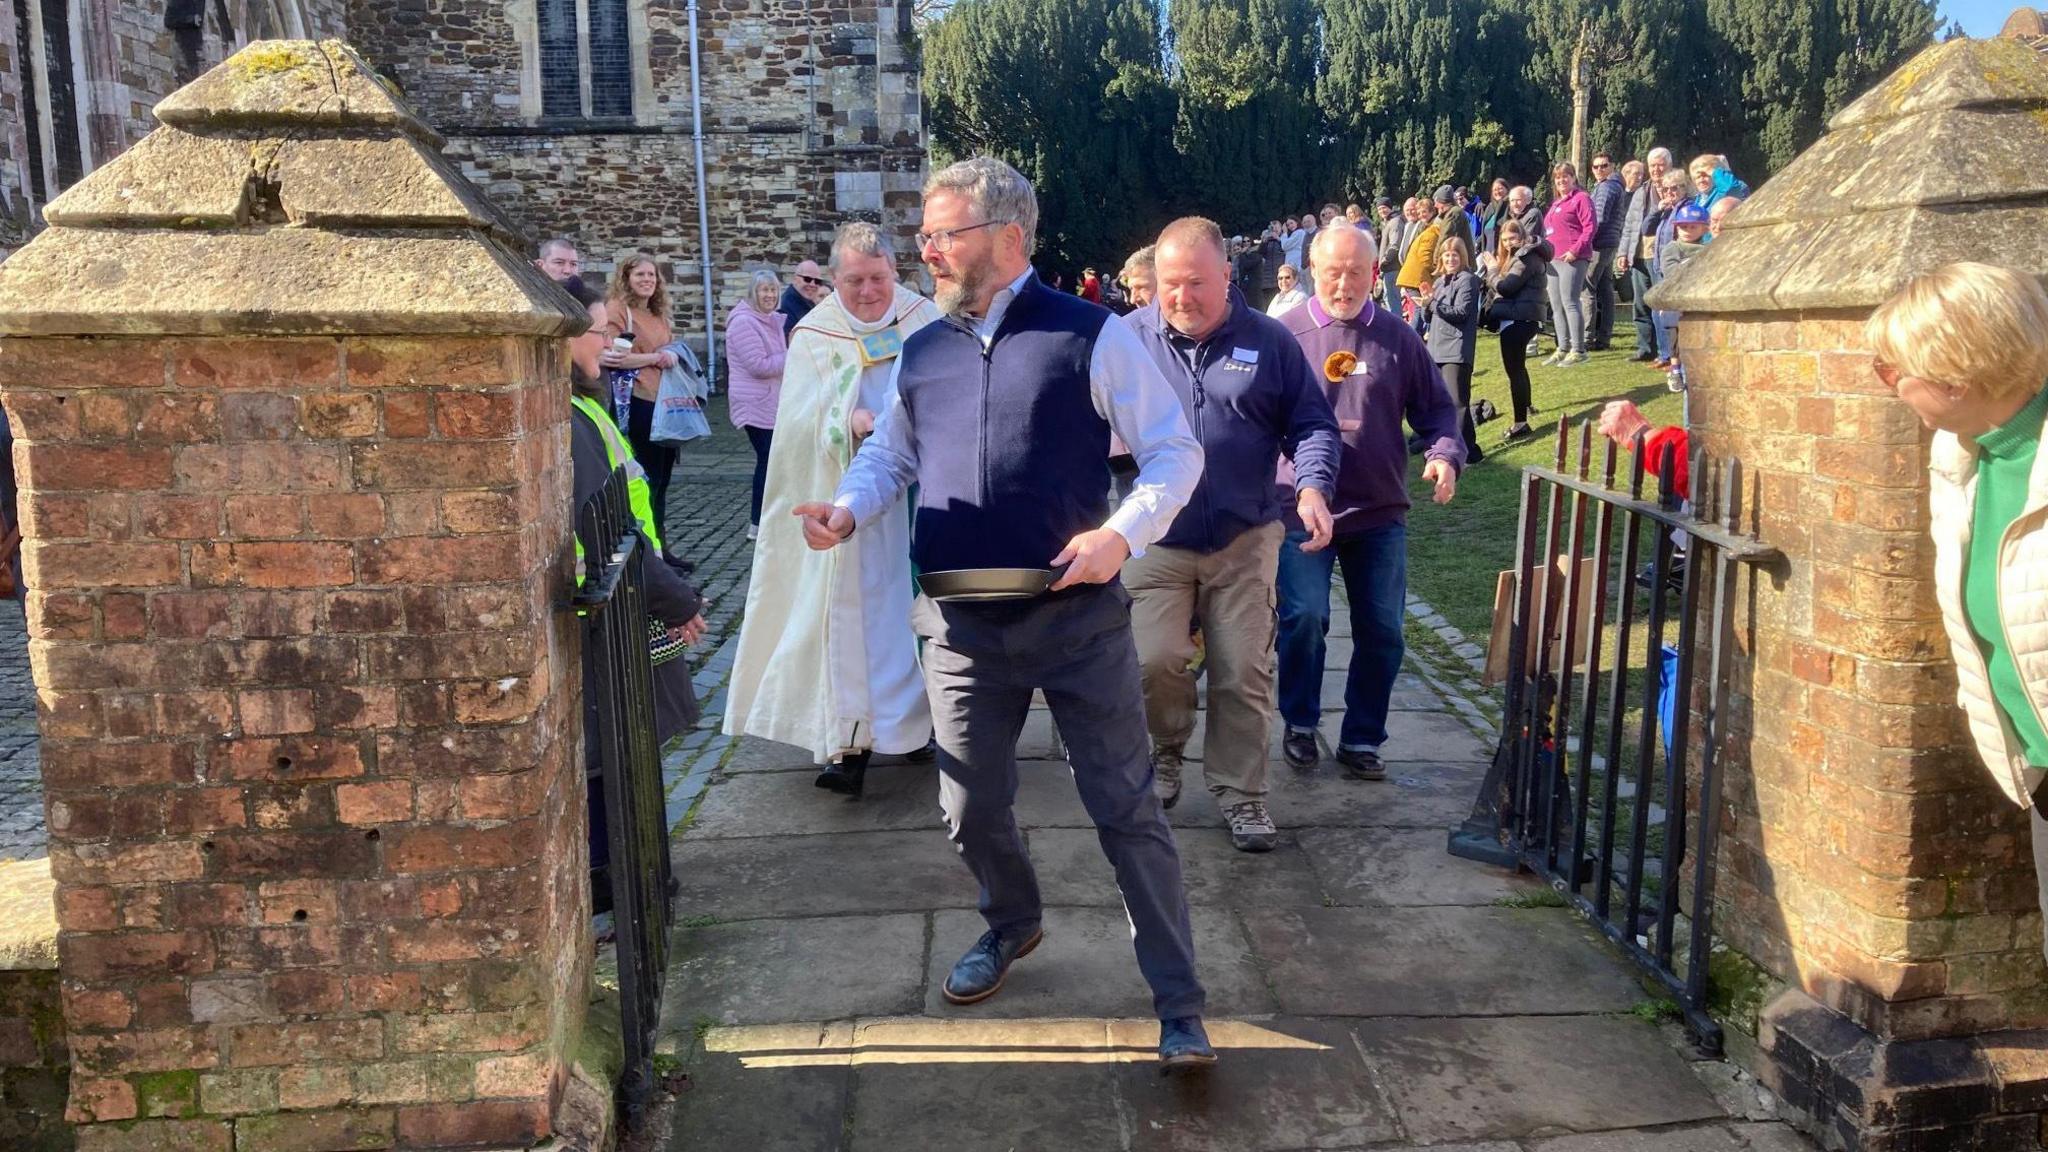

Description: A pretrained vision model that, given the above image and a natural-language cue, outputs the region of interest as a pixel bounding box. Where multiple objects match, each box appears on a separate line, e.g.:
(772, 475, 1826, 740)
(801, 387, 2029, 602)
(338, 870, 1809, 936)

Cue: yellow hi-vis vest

(571, 394, 666, 556)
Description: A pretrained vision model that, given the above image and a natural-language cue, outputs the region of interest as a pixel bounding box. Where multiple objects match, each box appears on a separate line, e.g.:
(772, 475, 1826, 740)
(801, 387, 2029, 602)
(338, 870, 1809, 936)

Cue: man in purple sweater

(1276, 225, 1465, 779)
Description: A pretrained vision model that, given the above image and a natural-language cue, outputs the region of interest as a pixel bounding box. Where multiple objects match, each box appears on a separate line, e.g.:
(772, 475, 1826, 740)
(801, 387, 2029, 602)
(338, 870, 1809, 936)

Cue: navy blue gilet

(896, 275, 1113, 574)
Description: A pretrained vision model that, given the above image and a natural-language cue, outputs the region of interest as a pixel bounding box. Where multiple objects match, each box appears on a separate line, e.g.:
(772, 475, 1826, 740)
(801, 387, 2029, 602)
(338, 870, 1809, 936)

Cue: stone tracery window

(537, 0, 636, 121)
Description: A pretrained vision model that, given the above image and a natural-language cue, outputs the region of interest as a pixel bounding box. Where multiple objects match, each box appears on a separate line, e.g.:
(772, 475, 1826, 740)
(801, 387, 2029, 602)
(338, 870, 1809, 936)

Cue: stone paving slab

(685, 761, 945, 839)
(1528, 1124, 1755, 1151)
(922, 906, 1275, 1019)
(1242, 906, 1645, 1017)
(672, 830, 979, 921)
(1353, 1014, 1726, 1142)
(849, 1055, 1124, 1151)
(1299, 826, 1547, 907)
(662, 913, 928, 1028)
(1027, 824, 1331, 909)
(1263, 760, 1490, 830)
(1110, 1016, 1401, 1151)
(667, 1022, 853, 1152)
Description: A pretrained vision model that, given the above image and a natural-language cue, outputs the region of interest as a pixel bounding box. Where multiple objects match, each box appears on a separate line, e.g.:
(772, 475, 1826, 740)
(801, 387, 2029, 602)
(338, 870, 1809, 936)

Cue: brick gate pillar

(0, 41, 592, 1151)
(1649, 35, 2048, 1151)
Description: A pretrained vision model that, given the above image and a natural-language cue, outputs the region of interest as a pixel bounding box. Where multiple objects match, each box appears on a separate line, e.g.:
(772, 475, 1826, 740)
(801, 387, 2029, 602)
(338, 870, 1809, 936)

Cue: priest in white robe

(724, 222, 939, 797)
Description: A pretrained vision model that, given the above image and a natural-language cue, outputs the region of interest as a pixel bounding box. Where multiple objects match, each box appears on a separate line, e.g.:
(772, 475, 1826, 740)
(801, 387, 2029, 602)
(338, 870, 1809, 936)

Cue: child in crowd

(1653, 201, 1710, 390)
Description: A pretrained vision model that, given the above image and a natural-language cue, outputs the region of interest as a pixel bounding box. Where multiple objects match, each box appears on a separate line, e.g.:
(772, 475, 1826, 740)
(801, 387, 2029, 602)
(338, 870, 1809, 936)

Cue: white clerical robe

(723, 285, 938, 762)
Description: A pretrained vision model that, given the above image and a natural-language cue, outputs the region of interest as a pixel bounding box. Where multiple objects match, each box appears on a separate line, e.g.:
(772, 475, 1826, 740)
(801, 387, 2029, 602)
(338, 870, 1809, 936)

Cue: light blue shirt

(834, 267, 1204, 558)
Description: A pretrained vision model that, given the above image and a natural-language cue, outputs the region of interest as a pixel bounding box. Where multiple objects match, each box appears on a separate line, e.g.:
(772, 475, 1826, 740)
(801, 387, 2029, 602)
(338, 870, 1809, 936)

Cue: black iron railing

(569, 467, 674, 1125)
(1448, 421, 1780, 1054)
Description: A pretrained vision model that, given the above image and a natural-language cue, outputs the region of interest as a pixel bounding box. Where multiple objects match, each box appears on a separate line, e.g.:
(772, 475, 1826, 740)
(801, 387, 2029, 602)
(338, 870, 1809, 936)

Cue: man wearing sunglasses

(1586, 152, 1628, 352)
(777, 258, 832, 337)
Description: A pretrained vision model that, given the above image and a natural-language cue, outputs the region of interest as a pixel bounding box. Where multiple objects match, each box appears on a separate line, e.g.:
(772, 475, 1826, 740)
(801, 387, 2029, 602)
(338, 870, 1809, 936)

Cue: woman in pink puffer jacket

(726, 268, 789, 539)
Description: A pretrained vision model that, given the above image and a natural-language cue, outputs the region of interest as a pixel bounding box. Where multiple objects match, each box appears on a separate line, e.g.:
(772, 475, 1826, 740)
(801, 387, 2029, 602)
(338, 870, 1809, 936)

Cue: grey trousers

(915, 583, 1206, 1020)
(1547, 258, 1588, 354)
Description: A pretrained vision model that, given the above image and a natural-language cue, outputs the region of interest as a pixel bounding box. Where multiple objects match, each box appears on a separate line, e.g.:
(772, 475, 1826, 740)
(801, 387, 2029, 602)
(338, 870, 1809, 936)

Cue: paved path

(654, 579, 1816, 1146)
(0, 600, 39, 861)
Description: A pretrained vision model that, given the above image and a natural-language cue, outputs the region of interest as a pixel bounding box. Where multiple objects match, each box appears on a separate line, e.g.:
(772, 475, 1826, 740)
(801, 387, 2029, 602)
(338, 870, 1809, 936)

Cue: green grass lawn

(1403, 332, 1688, 642)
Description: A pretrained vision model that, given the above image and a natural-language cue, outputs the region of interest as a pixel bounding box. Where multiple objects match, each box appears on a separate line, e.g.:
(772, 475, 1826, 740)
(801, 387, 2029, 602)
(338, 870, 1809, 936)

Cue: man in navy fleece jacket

(1124, 216, 1341, 854)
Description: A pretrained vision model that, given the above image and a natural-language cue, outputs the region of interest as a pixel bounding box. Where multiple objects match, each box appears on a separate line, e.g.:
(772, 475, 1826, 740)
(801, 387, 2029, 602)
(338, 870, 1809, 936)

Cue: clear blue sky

(1941, 0, 2027, 36)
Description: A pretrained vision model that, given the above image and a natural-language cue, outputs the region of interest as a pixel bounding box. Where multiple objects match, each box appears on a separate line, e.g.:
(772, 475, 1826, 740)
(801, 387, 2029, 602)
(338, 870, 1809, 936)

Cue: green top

(1965, 384, 2048, 769)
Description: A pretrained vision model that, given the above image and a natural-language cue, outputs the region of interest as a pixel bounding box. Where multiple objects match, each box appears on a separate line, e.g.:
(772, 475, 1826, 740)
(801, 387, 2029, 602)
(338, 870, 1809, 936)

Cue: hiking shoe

(1540, 350, 1565, 367)
(1224, 800, 1278, 853)
(941, 926, 1043, 1005)
(1152, 752, 1184, 810)
(1336, 747, 1387, 781)
(1283, 728, 1320, 769)
(1159, 1016, 1218, 1071)
(1558, 351, 1587, 367)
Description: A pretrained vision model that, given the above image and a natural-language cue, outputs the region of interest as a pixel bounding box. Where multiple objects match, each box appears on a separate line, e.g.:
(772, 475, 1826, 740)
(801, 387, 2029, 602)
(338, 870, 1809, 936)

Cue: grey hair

(1120, 244, 1155, 281)
(829, 221, 895, 271)
(747, 267, 781, 303)
(1310, 221, 1377, 268)
(1509, 185, 1534, 202)
(1647, 146, 1674, 166)
(538, 237, 577, 259)
(924, 156, 1039, 255)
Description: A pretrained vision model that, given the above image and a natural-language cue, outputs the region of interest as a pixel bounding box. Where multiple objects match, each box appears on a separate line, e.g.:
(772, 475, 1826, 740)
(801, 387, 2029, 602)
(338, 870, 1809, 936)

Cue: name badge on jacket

(1226, 347, 1259, 373)
(858, 328, 904, 366)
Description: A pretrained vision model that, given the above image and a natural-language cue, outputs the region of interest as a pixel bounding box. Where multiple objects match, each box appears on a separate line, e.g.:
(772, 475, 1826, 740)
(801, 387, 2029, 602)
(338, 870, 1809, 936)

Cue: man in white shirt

(793, 156, 1217, 1071)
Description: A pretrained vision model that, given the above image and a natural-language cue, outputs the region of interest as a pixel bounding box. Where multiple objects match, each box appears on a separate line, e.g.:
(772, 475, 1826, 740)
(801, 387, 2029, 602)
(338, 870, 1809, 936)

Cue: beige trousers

(1124, 521, 1283, 803)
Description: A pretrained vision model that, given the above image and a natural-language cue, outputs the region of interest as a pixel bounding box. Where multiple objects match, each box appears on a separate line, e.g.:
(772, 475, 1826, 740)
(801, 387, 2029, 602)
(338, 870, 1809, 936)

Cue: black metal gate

(569, 468, 674, 1125)
(1448, 422, 1780, 1054)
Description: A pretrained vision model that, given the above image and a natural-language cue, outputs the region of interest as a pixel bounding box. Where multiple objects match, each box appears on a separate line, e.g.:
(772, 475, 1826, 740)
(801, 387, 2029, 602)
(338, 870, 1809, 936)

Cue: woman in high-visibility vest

(567, 280, 706, 910)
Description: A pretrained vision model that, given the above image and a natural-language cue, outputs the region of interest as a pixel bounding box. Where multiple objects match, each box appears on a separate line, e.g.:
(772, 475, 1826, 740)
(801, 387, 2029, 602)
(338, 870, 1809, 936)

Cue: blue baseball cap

(1673, 201, 1710, 226)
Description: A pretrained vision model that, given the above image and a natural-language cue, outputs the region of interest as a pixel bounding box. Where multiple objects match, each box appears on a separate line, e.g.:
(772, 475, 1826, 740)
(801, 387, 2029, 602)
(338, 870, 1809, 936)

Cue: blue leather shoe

(941, 926, 1043, 1005)
(1159, 1016, 1217, 1071)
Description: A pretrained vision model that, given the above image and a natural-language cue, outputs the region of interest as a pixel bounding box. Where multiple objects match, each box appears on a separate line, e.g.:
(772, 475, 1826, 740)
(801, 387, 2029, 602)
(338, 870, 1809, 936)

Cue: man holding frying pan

(792, 157, 1218, 1069)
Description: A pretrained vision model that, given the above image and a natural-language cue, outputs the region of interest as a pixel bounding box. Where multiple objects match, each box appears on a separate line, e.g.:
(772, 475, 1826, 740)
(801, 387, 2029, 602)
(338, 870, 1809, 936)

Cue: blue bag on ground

(1656, 643, 1680, 774)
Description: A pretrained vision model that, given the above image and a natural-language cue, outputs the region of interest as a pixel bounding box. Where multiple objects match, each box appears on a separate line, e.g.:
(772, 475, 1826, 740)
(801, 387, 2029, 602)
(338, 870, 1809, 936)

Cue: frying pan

(916, 567, 1057, 602)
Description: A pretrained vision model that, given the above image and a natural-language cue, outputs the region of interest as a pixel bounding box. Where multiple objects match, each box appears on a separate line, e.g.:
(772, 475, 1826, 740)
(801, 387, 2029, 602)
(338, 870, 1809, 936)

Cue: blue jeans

(1275, 523, 1407, 750)
(1653, 309, 1680, 361)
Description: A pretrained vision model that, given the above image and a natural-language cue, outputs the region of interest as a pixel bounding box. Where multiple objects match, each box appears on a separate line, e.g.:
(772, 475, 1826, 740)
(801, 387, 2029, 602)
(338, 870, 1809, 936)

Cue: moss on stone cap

(155, 40, 442, 147)
(1650, 37, 2048, 314)
(0, 39, 583, 338)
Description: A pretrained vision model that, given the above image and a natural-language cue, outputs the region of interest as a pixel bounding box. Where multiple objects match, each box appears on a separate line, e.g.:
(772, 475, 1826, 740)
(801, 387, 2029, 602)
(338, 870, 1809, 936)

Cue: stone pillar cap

(0, 40, 585, 338)
(1648, 36, 2048, 314)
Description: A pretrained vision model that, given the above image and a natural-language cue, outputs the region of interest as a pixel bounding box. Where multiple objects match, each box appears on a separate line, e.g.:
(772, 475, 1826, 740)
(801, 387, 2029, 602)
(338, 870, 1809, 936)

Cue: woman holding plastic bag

(726, 268, 788, 541)
(602, 252, 685, 542)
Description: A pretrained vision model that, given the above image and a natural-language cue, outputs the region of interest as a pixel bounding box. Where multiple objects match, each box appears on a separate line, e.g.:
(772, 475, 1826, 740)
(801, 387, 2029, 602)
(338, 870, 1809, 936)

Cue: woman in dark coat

(1486, 218, 1553, 443)
(566, 281, 706, 908)
(1426, 235, 1486, 464)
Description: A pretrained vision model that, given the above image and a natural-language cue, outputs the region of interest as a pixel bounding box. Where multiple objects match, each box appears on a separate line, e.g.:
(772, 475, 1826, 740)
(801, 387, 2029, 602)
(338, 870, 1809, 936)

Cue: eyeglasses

(915, 220, 1002, 254)
(796, 275, 826, 286)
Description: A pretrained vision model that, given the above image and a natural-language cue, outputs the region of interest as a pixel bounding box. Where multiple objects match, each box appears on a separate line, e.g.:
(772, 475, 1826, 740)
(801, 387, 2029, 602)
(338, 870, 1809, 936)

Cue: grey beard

(934, 264, 988, 317)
